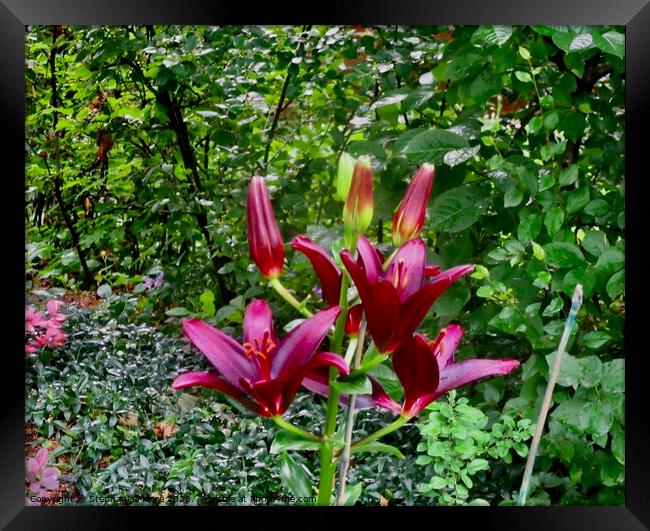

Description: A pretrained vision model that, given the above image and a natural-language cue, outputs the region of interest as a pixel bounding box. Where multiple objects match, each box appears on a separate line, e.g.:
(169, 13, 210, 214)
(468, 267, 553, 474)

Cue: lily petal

(172, 371, 262, 414)
(270, 305, 341, 378)
(364, 278, 401, 353)
(356, 234, 383, 283)
(241, 378, 287, 417)
(284, 351, 350, 409)
(182, 318, 255, 389)
(291, 236, 342, 305)
(391, 280, 451, 351)
(434, 324, 464, 368)
(341, 249, 373, 303)
(243, 299, 277, 346)
(424, 264, 442, 278)
(393, 334, 440, 417)
(385, 238, 426, 302)
(429, 264, 475, 285)
(435, 358, 520, 399)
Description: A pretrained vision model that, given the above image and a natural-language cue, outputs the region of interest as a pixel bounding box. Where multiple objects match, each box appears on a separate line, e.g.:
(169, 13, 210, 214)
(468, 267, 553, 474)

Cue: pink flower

(26, 448, 59, 505)
(25, 307, 45, 333)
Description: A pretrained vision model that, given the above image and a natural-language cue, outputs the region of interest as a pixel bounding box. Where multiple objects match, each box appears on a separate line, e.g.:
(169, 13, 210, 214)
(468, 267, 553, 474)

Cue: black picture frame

(2, 2, 648, 529)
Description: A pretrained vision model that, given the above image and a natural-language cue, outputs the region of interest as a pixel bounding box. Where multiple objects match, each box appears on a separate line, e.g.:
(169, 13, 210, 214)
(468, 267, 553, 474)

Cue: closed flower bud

(335, 152, 356, 202)
(392, 163, 435, 246)
(343, 156, 374, 234)
(247, 176, 285, 279)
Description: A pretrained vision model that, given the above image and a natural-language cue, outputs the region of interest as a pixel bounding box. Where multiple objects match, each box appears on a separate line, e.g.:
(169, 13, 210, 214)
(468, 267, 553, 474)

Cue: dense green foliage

(26, 25, 624, 505)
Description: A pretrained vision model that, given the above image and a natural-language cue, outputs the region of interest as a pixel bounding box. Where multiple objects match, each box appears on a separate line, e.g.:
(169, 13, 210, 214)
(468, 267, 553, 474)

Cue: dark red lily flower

(172, 300, 347, 417)
(247, 176, 285, 279)
(303, 324, 520, 418)
(392, 163, 435, 246)
(341, 235, 474, 353)
(375, 326, 520, 417)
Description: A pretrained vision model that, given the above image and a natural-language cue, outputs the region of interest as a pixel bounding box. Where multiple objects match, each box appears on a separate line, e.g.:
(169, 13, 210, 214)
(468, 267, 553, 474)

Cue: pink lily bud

(343, 156, 374, 234)
(392, 163, 435, 246)
(247, 176, 285, 279)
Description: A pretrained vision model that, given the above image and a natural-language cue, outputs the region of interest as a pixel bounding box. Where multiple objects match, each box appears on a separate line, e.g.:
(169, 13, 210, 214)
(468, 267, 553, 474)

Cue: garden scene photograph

(24, 24, 625, 506)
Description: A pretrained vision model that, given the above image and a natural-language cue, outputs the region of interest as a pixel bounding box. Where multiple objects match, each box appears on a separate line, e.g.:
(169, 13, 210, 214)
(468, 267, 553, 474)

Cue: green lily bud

(343, 156, 374, 235)
(335, 152, 357, 202)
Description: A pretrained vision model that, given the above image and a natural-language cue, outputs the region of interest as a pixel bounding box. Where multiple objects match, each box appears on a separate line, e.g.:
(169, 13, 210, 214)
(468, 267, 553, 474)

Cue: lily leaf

(331, 371, 372, 395)
(358, 350, 389, 373)
(279, 452, 314, 503)
(350, 442, 405, 459)
(271, 429, 320, 454)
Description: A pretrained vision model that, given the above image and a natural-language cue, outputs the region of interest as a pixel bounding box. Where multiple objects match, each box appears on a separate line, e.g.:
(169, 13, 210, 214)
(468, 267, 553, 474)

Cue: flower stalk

(273, 416, 321, 442)
(317, 237, 358, 505)
(269, 277, 313, 317)
(336, 320, 367, 505)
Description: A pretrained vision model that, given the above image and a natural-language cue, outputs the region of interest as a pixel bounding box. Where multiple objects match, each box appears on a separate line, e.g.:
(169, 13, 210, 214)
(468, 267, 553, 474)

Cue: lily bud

(247, 176, 285, 279)
(343, 156, 374, 234)
(392, 163, 435, 246)
(335, 153, 356, 202)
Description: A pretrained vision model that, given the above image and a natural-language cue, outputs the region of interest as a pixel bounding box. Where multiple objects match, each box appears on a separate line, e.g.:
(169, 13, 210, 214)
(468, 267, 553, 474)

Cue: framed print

(2, 0, 648, 529)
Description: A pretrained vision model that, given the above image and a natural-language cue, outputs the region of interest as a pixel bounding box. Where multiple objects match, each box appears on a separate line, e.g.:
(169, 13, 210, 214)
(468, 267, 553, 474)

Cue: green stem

(273, 416, 321, 441)
(317, 237, 358, 505)
(351, 416, 408, 448)
(269, 278, 313, 317)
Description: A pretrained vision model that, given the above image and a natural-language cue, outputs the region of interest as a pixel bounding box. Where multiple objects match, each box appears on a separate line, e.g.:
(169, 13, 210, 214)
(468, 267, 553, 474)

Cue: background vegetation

(25, 24, 624, 505)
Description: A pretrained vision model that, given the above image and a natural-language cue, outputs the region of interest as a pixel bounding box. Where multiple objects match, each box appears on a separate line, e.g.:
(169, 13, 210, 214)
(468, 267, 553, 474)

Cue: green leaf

(593, 30, 624, 59)
(611, 423, 625, 465)
(569, 33, 595, 51)
(504, 185, 524, 208)
(581, 230, 609, 257)
(542, 297, 564, 317)
(582, 331, 611, 349)
(471, 25, 514, 47)
(518, 212, 542, 241)
(545, 207, 565, 236)
(166, 307, 192, 317)
(432, 282, 470, 316)
(401, 87, 434, 111)
(602, 359, 624, 394)
(270, 430, 321, 454)
(545, 351, 581, 388)
(350, 442, 405, 459)
(544, 242, 585, 268)
(596, 249, 624, 274)
(515, 71, 532, 83)
(578, 356, 603, 388)
(278, 452, 313, 502)
(401, 129, 469, 165)
(430, 185, 489, 233)
(584, 199, 609, 217)
(97, 284, 113, 299)
(341, 483, 363, 506)
(558, 165, 578, 186)
(429, 476, 448, 490)
(358, 350, 389, 373)
(606, 270, 624, 299)
(199, 290, 216, 317)
(563, 267, 596, 296)
(331, 371, 372, 395)
(565, 186, 590, 214)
